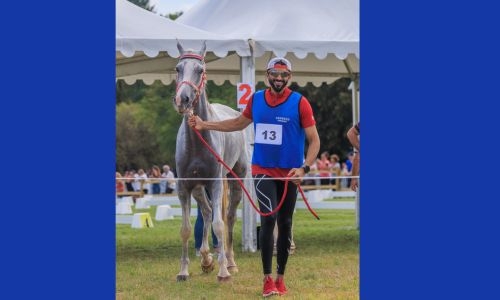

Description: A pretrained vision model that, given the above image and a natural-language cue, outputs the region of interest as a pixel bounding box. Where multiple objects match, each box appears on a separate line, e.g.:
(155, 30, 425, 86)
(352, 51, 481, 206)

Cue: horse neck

(194, 90, 211, 120)
(183, 90, 211, 140)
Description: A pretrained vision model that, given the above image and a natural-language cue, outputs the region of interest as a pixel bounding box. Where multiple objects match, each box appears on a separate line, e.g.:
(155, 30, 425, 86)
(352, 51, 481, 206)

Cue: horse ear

(177, 39, 185, 55)
(200, 41, 207, 57)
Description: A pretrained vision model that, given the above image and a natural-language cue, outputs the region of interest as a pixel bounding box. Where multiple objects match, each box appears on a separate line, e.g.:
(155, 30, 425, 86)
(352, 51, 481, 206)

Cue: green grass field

(116, 207, 359, 299)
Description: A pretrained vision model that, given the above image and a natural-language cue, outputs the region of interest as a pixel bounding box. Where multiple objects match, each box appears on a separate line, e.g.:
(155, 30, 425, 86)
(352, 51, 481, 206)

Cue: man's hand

(287, 168, 306, 185)
(188, 115, 204, 130)
(350, 153, 360, 192)
(350, 178, 359, 192)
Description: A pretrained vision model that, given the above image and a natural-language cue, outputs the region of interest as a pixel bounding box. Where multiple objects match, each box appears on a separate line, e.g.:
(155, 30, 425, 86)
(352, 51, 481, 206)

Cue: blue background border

(361, 0, 500, 299)
(2, 2, 115, 298)
(2, 0, 500, 298)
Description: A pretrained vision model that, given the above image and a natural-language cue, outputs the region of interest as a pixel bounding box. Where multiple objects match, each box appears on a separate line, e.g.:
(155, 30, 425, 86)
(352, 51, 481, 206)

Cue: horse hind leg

(206, 181, 232, 282)
(225, 176, 243, 274)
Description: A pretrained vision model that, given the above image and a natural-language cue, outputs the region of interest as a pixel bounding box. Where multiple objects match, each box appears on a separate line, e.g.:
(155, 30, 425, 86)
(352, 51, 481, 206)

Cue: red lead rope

(191, 127, 320, 220)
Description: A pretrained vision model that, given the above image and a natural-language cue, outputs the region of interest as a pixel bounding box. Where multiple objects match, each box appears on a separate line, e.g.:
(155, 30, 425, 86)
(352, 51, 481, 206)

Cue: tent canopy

(177, 0, 359, 86)
(116, 0, 250, 85)
(116, 0, 359, 87)
(177, 0, 358, 59)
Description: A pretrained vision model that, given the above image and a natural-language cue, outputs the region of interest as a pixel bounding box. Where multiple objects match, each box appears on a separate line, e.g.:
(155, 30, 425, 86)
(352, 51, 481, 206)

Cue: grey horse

(173, 41, 247, 282)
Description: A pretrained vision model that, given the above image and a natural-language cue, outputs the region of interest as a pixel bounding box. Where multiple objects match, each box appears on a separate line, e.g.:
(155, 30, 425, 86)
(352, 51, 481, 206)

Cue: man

(161, 165, 176, 194)
(189, 57, 320, 297)
(347, 122, 360, 191)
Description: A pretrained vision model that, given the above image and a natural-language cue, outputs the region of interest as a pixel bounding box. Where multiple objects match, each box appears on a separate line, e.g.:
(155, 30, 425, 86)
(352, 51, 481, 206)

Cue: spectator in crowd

(116, 172, 125, 196)
(345, 152, 354, 187)
(161, 165, 177, 194)
(160, 168, 167, 194)
(131, 169, 140, 192)
(340, 162, 350, 189)
(136, 169, 149, 195)
(329, 154, 341, 188)
(347, 122, 360, 191)
(329, 154, 341, 172)
(345, 152, 353, 172)
(150, 165, 162, 194)
(316, 151, 331, 185)
(124, 170, 135, 192)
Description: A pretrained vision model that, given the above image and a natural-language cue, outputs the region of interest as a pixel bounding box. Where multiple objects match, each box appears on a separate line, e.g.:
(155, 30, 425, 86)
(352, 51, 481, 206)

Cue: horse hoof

(177, 275, 189, 282)
(227, 266, 239, 274)
(217, 275, 232, 283)
(201, 261, 215, 273)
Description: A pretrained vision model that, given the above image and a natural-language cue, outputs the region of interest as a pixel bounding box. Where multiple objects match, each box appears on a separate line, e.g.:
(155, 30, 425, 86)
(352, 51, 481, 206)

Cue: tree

(116, 101, 162, 172)
(166, 12, 183, 20)
(127, 0, 155, 12)
(294, 78, 355, 161)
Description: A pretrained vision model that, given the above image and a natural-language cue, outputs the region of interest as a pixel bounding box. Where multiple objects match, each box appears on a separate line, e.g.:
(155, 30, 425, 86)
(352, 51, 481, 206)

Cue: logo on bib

(276, 116, 290, 123)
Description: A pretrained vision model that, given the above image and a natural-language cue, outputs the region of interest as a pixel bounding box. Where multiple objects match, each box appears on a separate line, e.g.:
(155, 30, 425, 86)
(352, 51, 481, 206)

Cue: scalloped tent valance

(116, 0, 250, 57)
(116, 0, 251, 85)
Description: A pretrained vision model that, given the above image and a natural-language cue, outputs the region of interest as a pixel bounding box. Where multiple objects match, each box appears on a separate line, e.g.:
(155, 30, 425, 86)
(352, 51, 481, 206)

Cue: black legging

(254, 174, 297, 275)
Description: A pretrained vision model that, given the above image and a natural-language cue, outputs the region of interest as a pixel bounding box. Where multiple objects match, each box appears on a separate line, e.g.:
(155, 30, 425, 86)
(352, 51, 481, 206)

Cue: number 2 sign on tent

(237, 83, 254, 109)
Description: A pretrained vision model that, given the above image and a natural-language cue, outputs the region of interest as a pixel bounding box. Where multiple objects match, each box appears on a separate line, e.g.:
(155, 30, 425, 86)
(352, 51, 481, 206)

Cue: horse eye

(175, 67, 180, 73)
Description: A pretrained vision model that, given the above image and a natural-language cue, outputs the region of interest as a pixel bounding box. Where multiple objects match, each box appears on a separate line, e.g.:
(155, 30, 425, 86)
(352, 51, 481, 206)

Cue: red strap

(179, 54, 204, 61)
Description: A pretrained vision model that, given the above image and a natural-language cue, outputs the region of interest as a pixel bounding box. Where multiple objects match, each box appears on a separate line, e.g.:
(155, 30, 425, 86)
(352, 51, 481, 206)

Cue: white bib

(254, 123, 283, 145)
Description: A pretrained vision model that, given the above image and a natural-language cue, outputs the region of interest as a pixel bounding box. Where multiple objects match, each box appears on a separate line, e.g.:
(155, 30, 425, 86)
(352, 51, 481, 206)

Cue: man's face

(267, 68, 291, 93)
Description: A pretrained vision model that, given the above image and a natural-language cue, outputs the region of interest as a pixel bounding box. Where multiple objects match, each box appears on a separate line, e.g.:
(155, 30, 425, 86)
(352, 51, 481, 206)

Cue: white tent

(116, 0, 251, 85)
(117, 0, 359, 87)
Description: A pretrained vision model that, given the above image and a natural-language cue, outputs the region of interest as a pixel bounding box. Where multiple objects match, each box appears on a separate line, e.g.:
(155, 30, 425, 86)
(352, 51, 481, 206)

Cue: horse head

(173, 41, 207, 115)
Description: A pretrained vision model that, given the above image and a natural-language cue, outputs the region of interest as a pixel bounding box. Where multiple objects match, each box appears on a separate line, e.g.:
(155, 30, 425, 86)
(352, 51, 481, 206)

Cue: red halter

(175, 54, 207, 109)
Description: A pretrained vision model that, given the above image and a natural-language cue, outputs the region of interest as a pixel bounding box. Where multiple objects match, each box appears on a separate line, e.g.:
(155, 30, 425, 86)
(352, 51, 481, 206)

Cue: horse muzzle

(173, 96, 194, 115)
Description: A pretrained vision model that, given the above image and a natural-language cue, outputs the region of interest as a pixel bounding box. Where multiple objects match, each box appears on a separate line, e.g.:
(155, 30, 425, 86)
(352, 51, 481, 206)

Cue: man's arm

(347, 124, 360, 191)
(347, 126, 360, 151)
(288, 125, 321, 184)
(188, 114, 252, 132)
(350, 153, 360, 191)
(303, 126, 321, 168)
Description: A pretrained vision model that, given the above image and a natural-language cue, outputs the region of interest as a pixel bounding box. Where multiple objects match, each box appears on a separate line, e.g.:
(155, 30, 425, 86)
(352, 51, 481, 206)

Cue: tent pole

(240, 50, 258, 252)
(354, 79, 360, 230)
(349, 79, 360, 229)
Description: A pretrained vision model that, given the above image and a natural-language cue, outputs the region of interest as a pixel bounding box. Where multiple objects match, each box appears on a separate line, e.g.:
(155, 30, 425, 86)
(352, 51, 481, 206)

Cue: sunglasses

(268, 69, 291, 78)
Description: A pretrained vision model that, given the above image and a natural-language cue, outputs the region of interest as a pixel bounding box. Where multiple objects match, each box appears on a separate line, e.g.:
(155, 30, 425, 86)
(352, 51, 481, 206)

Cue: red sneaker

(275, 277, 288, 296)
(263, 276, 278, 297)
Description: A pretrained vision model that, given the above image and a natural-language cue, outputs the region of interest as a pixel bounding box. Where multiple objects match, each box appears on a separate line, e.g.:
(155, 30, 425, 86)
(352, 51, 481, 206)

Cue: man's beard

(269, 78, 288, 93)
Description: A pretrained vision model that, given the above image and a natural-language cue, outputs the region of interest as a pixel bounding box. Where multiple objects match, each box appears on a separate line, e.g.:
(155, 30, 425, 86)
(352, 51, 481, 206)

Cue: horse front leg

(209, 181, 231, 282)
(192, 186, 214, 273)
(176, 190, 192, 282)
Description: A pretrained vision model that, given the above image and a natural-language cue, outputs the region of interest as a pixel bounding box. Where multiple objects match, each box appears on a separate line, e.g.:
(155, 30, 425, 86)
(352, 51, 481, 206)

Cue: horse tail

(221, 179, 229, 250)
